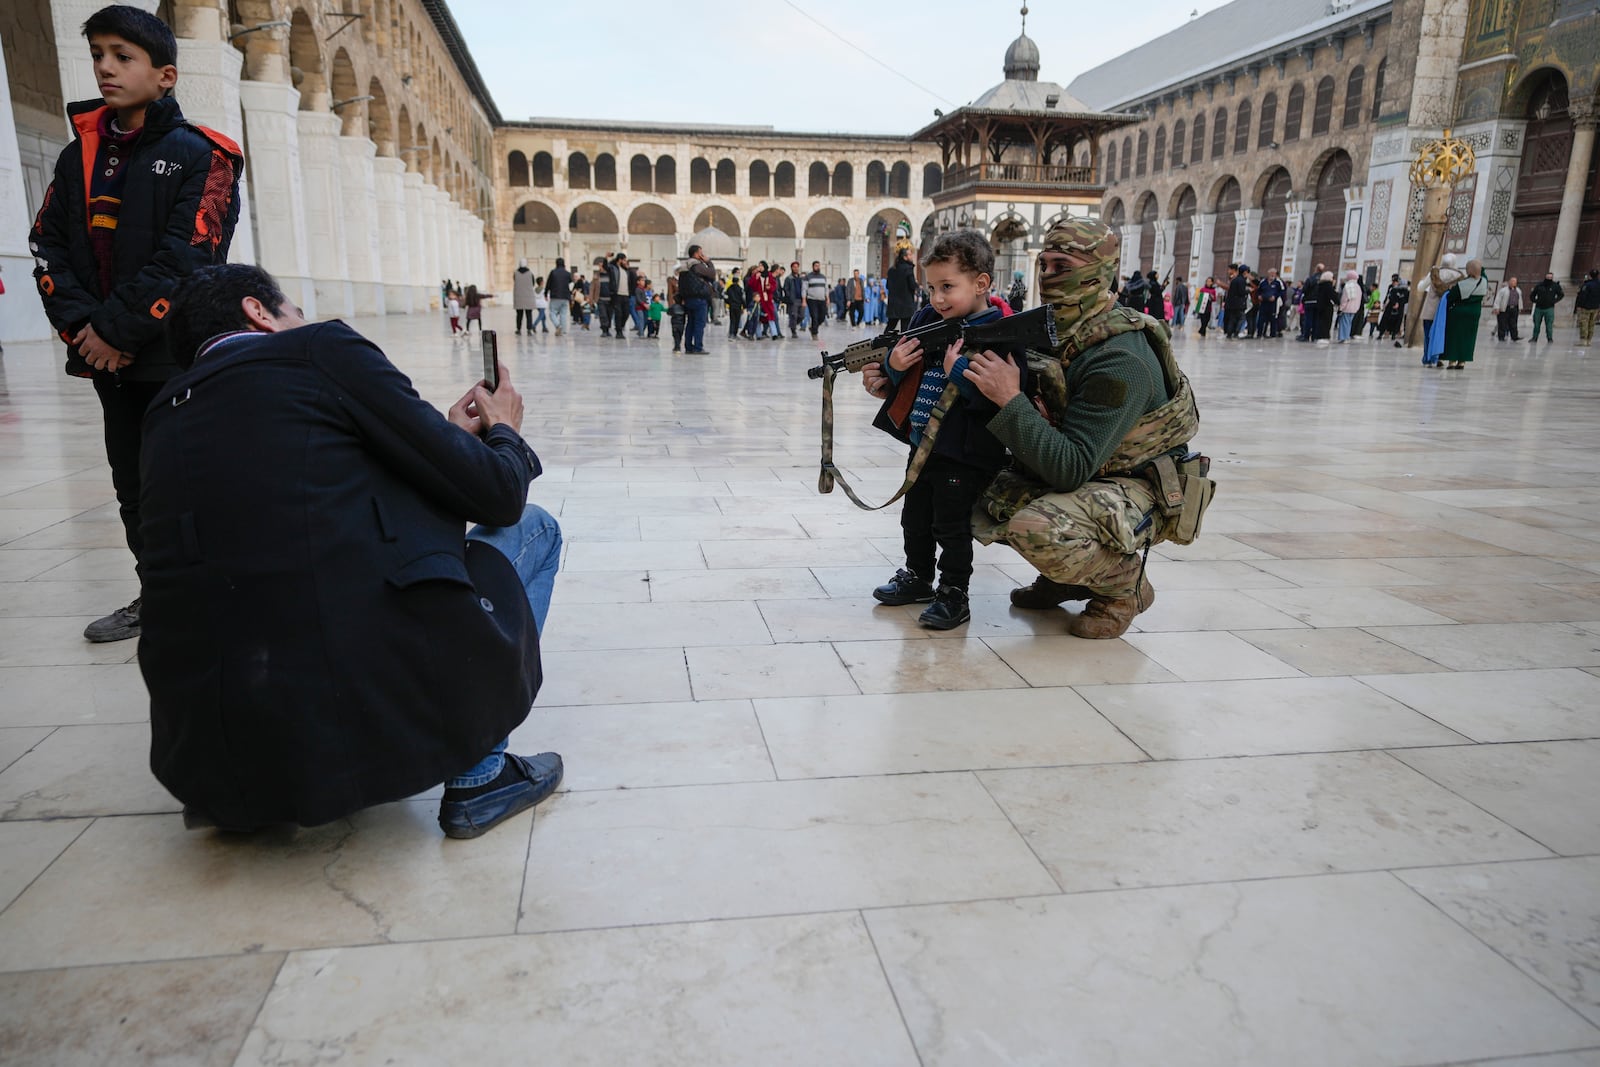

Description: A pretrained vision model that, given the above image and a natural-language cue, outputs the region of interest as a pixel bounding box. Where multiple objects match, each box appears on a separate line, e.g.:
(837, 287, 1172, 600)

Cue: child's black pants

(900, 453, 991, 591)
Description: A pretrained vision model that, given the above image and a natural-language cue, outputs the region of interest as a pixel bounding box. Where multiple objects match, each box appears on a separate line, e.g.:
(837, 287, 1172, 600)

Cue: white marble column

(429, 189, 453, 288)
(1155, 220, 1177, 281)
(1550, 103, 1597, 282)
(1234, 208, 1263, 272)
(1284, 199, 1315, 283)
(1118, 224, 1141, 280)
(171, 34, 256, 267)
(1189, 213, 1214, 290)
(239, 79, 313, 314)
(417, 184, 442, 304)
(0, 37, 53, 341)
(337, 136, 382, 314)
(296, 109, 350, 318)
(373, 155, 411, 313)
(848, 234, 868, 274)
(401, 172, 431, 307)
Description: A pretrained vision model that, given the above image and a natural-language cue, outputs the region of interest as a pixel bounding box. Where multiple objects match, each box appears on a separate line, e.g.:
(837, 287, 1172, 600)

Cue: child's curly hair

(920, 229, 994, 283)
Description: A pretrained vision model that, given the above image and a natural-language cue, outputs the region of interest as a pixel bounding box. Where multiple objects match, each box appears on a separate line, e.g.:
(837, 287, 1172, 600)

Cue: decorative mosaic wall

(1367, 179, 1393, 247)
(1444, 173, 1478, 254)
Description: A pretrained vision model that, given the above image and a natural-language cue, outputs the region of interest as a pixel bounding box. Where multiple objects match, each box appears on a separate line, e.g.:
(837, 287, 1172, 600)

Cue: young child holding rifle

(871, 230, 1030, 629)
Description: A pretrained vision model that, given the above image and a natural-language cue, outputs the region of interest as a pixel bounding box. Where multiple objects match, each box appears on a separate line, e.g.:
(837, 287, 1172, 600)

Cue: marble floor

(1, 305, 1598, 1067)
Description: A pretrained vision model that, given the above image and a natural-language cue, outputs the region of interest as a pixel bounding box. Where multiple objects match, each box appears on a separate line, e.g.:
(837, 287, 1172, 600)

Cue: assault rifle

(805, 304, 1058, 379)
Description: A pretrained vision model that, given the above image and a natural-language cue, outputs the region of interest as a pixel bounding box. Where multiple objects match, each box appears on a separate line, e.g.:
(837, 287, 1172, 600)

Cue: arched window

(832, 161, 853, 197)
(1190, 114, 1205, 163)
(690, 157, 711, 194)
(568, 151, 590, 189)
(809, 161, 830, 196)
(507, 151, 528, 187)
(1258, 92, 1277, 148)
(775, 161, 796, 197)
(1284, 84, 1304, 141)
(715, 158, 735, 195)
(532, 151, 553, 188)
(1104, 141, 1118, 183)
(889, 161, 910, 197)
(750, 160, 771, 198)
(923, 161, 942, 196)
(629, 153, 652, 192)
(1120, 136, 1132, 180)
(1152, 126, 1166, 174)
(1343, 66, 1365, 127)
(1136, 130, 1148, 176)
(655, 155, 676, 195)
(866, 160, 887, 196)
(1171, 119, 1186, 166)
(1211, 108, 1227, 159)
(1234, 100, 1251, 153)
(1371, 58, 1386, 122)
(594, 153, 616, 190)
(1312, 76, 1334, 135)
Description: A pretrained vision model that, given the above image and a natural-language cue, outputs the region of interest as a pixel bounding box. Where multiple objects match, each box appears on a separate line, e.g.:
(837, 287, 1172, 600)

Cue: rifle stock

(806, 304, 1058, 380)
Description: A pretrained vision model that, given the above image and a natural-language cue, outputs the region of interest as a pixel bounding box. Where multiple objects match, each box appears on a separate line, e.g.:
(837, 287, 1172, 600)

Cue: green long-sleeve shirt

(986, 330, 1169, 492)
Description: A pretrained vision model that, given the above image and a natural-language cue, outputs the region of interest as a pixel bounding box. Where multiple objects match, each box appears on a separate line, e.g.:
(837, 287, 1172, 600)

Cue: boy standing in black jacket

(29, 5, 242, 644)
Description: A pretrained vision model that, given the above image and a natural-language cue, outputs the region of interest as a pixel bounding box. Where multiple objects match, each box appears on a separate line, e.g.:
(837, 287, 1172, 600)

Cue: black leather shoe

(438, 752, 563, 840)
(873, 568, 935, 605)
(919, 586, 971, 629)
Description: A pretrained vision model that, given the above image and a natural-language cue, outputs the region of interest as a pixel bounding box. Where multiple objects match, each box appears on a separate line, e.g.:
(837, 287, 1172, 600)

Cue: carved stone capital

(1569, 100, 1599, 127)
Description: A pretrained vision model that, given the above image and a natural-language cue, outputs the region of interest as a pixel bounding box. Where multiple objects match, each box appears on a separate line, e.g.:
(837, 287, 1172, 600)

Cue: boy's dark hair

(167, 264, 287, 369)
(83, 5, 177, 69)
(920, 229, 994, 278)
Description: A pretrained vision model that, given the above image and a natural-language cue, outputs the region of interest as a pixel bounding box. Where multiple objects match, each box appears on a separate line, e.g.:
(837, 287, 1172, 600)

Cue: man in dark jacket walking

(1223, 263, 1250, 338)
(544, 257, 572, 335)
(804, 261, 830, 340)
(142, 265, 564, 838)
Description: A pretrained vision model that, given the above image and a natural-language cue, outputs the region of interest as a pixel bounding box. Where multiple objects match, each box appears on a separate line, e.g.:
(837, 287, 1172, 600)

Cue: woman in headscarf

(1314, 271, 1338, 344)
(1443, 260, 1489, 369)
(1007, 269, 1028, 311)
(1336, 270, 1364, 343)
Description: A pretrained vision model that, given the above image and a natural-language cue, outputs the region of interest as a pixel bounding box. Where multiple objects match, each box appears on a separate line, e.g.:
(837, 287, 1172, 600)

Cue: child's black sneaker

(873, 568, 935, 605)
(919, 586, 970, 629)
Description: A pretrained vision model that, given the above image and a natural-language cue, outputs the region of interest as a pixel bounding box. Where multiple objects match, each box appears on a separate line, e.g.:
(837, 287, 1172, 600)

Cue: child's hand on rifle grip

(942, 338, 965, 377)
(886, 334, 923, 372)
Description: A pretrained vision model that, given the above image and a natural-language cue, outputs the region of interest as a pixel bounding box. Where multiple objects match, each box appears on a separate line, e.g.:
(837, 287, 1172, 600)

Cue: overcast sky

(451, 0, 1231, 134)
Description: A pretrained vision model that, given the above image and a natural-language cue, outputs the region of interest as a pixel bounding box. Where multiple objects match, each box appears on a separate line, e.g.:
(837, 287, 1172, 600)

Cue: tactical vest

(1012, 308, 1215, 545)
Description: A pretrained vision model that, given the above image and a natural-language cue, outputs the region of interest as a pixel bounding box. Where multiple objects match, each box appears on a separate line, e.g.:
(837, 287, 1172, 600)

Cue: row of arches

(238, 2, 485, 209)
(1107, 150, 1355, 281)
(1104, 61, 1384, 183)
(506, 151, 944, 198)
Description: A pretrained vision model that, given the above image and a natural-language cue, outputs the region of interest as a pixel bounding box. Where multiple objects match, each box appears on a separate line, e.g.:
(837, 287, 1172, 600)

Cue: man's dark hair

(167, 264, 286, 370)
(554, 257, 565, 268)
(83, 5, 177, 68)
(687, 244, 702, 258)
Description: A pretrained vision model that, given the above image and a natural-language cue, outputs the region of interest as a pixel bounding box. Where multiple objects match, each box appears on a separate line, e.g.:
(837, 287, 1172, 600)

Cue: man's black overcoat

(138, 321, 543, 827)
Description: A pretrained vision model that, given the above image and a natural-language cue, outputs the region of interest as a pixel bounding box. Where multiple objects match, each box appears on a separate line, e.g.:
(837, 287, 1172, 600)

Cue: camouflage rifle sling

(817, 368, 960, 511)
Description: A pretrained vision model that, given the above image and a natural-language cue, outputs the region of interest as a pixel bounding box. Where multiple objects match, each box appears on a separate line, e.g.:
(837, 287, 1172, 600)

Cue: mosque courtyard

(0, 307, 1597, 1065)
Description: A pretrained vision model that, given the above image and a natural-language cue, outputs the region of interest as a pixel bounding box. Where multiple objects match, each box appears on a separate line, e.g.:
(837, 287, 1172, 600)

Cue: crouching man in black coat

(140, 264, 563, 839)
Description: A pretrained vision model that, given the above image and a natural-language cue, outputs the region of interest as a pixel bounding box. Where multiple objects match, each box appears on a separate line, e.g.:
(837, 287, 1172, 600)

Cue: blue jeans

(445, 504, 562, 788)
(549, 301, 568, 332)
(1337, 311, 1354, 341)
(685, 298, 708, 350)
(630, 305, 646, 334)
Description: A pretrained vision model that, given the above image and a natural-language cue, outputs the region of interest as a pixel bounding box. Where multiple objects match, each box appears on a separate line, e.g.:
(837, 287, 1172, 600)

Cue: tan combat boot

(1065, 576, 1156, 639)
(1009, 575, 1094, 609)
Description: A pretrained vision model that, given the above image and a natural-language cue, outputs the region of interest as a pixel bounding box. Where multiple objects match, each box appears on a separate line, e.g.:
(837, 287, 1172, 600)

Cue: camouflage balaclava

(1037, 216, 1120, 350)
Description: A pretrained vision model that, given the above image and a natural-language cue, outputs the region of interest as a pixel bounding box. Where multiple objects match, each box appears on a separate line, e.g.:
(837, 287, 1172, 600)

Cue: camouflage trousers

(972, 470, 1159, 598)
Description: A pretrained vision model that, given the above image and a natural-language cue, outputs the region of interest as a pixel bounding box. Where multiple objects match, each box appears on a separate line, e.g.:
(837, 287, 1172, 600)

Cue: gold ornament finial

(1021, 5, 1028, 32)
(1408, 127, 1476, 189)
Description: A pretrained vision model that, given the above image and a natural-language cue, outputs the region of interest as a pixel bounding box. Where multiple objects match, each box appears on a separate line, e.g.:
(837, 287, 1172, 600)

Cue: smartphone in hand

(481, 330, 499, 392)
